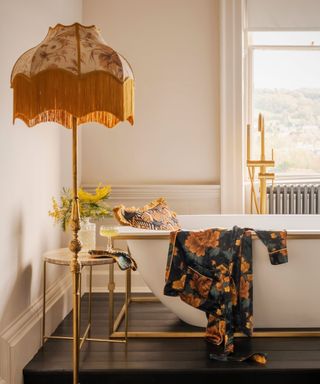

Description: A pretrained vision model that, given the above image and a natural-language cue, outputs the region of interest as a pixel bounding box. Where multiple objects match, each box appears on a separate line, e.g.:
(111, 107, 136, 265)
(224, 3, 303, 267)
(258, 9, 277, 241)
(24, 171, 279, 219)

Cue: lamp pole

(69, 116, 81, 384)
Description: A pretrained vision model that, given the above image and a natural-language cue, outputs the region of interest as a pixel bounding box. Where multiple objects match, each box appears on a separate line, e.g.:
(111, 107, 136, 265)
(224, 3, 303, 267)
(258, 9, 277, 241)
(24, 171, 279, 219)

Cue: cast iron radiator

(267, 185, 320, 214)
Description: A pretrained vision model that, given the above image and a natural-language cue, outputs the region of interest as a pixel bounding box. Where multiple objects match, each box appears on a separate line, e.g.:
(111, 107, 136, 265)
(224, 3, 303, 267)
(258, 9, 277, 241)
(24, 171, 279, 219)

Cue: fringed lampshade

(11, 22, 134, 129)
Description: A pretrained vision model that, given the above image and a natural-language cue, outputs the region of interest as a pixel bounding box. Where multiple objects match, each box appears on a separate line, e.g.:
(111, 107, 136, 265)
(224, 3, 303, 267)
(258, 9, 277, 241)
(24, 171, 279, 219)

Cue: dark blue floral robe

(164, 226, 288, 361)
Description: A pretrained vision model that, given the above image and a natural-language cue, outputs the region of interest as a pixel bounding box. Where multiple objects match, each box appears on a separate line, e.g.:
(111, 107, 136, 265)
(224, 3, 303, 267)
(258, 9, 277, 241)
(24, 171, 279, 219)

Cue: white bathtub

(118, 215, 320, 329)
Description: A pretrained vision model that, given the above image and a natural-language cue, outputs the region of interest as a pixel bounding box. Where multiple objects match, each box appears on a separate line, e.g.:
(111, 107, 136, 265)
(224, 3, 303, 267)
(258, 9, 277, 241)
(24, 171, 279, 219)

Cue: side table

(42, 248, 129, 348)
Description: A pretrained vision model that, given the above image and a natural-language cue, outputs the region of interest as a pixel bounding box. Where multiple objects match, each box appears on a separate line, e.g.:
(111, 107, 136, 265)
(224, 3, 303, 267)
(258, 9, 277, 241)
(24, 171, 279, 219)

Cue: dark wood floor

(24, 293, 320, 384)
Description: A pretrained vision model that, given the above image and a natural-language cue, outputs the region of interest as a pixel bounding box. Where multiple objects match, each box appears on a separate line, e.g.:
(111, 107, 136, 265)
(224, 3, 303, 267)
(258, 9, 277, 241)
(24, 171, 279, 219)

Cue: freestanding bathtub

(117, 215, 320, 329)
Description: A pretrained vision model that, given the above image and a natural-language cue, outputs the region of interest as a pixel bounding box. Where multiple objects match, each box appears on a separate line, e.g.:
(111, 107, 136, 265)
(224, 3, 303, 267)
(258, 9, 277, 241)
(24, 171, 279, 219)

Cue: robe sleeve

(255, 230, 288, 265)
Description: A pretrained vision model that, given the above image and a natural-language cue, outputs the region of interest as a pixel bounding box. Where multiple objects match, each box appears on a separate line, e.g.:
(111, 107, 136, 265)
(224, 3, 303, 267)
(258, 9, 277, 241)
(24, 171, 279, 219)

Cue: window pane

(252, 49, 320, 175)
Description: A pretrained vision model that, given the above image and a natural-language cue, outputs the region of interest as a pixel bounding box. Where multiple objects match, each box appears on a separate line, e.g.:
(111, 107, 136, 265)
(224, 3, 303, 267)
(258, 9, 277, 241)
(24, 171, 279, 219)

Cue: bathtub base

(118, 219, 320, 329)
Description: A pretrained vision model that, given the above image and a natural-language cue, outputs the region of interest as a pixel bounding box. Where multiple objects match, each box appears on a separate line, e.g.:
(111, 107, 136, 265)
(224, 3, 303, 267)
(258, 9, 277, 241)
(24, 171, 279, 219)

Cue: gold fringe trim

(11, 69, 134, 129)
(113, 206, 131, 226)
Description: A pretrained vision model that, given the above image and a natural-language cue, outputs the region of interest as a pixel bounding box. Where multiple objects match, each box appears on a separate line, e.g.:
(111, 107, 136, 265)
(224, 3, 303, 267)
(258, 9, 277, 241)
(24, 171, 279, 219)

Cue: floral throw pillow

(113, 198, 180, 231)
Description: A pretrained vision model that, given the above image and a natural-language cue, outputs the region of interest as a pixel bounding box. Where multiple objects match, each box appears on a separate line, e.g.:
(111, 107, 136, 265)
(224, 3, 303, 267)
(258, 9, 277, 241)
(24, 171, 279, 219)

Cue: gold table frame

(110, 232, 320, 339)
(42, 249, 130, 347)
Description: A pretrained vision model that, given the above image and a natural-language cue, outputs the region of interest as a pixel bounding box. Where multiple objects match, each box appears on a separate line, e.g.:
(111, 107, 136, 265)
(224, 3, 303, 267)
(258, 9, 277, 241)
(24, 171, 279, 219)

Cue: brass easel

(247, 114, 275, 214)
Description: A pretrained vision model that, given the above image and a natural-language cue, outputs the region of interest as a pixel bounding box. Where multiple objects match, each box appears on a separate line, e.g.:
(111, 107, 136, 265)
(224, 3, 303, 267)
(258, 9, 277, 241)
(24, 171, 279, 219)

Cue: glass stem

(107, 236, 112, 252)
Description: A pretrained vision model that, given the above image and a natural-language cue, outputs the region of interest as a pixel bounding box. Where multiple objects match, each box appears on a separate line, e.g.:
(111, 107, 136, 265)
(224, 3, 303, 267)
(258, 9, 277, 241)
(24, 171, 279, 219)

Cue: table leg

(42, 260, 47, 346)
(108, 263, 115, 336)
(71, 259, 81, 384)
(127, 247, 132, 302)
(125, 268, 130, 341)
(89, 265, 92, 336)
(78, 268, 82, 335)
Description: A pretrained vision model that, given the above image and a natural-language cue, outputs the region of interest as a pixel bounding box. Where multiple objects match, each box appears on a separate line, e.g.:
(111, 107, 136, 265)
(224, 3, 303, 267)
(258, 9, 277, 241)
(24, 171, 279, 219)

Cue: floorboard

(24, 293, 320, 384)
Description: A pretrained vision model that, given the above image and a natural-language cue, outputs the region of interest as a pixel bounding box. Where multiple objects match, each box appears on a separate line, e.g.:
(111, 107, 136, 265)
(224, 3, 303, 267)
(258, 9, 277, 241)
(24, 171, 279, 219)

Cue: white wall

(82, 0, 220, 186)
(0, 1, 82, 383)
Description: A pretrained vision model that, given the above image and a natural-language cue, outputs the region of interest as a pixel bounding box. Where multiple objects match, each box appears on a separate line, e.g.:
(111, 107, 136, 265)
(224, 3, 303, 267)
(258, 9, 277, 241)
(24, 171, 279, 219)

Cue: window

(248, 32, 320, 177)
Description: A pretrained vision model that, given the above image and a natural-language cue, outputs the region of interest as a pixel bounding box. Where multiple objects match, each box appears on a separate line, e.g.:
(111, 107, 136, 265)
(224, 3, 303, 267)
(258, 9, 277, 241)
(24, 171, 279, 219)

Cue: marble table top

(43, 248, 115, 266)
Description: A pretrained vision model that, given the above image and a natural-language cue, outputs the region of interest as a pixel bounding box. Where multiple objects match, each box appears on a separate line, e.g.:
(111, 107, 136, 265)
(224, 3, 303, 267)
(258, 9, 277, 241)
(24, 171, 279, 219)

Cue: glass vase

(78, 218, 96, 252)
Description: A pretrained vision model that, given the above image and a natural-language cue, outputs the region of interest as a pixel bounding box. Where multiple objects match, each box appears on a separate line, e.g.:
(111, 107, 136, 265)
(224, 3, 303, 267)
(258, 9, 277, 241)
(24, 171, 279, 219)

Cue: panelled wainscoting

(83, 184, 221, 215)
(0, 273, 73, 384)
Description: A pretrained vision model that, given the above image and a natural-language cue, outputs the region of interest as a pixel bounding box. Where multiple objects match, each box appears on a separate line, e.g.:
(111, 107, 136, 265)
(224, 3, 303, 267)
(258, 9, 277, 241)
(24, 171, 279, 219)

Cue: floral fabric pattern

(11, 23, 133, 82)
(113, 198, 180, 231)
(164, 226, 288, 358)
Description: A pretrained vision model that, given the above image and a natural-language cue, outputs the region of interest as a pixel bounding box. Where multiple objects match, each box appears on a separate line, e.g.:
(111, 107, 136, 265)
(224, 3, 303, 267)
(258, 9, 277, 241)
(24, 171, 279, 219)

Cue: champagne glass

(100, 225, 119, 252)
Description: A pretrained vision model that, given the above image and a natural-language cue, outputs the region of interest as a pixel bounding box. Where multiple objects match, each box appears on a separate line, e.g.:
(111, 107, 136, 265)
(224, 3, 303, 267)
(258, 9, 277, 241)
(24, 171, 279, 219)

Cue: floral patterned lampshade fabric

(10, 23, 134, 129)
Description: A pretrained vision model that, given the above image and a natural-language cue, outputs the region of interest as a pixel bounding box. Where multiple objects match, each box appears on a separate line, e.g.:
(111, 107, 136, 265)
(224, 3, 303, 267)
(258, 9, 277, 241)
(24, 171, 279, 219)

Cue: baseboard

(0, 273, 72, 384)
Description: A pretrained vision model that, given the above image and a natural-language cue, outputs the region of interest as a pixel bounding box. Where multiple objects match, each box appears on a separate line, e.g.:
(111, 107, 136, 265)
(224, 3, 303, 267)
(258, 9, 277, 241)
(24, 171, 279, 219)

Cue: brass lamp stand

(247, 114, 275, 214)
(69, 117, 82, 382)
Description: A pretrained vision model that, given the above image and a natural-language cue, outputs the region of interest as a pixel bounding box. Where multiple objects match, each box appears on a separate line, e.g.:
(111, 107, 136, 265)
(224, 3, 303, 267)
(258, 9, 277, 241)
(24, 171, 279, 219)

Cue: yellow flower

(78, 184, 111, 203)
(49, 184, 112, 231)
(48, 197, 62, 220)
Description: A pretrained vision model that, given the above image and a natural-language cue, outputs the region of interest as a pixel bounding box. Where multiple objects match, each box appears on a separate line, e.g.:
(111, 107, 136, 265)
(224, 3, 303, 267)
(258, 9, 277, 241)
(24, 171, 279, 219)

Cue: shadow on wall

(0, 212, 32, 331)
(0, 210, 70, 331)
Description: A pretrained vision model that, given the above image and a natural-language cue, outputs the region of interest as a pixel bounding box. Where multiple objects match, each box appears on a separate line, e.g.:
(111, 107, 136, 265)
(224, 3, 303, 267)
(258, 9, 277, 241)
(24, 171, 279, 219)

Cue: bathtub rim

(114, 226, 320, 240)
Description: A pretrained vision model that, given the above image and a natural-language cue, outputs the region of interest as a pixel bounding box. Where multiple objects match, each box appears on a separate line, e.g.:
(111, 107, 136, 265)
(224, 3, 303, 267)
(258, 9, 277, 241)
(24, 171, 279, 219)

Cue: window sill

(272, 175, 320, 184)
(245, 174, 320, 186)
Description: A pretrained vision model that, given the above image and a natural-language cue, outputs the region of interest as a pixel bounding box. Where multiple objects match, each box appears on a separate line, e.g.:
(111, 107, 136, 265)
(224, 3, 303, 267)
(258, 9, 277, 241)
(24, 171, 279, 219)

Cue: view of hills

(253, 88, 320, 175)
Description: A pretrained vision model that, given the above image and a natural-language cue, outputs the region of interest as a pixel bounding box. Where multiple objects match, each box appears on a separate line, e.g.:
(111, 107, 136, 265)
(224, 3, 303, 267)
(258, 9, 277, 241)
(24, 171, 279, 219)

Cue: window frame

(246, 39, 320, 182)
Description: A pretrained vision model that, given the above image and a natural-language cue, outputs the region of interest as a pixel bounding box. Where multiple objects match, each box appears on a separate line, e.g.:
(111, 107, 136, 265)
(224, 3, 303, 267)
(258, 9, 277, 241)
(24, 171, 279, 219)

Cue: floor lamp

(11, 22, 134, 384)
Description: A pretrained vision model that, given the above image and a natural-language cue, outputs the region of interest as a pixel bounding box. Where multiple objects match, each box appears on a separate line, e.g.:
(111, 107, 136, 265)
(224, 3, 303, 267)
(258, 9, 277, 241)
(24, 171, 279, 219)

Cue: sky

(252, 32, 320, 89)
